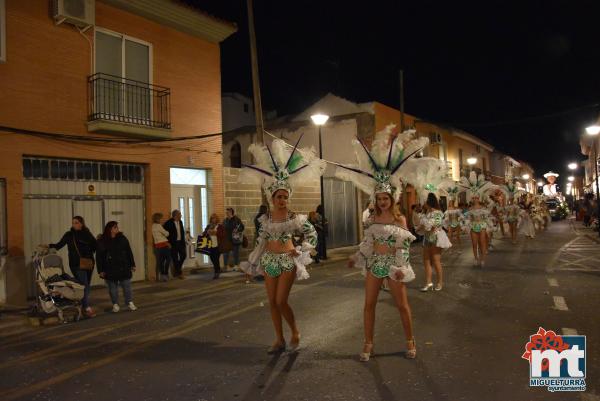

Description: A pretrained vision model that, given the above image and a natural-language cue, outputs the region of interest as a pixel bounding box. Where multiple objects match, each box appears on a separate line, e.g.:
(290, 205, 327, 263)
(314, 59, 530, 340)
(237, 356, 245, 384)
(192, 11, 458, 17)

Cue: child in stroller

(32, 246, 84, 322)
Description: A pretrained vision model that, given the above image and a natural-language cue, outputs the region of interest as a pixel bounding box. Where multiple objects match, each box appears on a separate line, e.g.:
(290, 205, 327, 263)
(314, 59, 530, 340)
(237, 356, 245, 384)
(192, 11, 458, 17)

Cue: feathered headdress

(402, 158, 452, 204)
(439, 180, 461, 203)
(498, 180, 526, 200)
(238, 135, 326, 198)
(334, 125, 429, 201)
(458, 171, 497, 202)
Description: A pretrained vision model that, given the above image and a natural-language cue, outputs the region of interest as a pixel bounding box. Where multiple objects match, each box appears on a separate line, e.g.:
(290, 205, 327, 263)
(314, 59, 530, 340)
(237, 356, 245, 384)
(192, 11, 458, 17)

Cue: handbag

(73, 236, 94, 270)
(232, 224, 243, 245)
(195, 234, 213, 255)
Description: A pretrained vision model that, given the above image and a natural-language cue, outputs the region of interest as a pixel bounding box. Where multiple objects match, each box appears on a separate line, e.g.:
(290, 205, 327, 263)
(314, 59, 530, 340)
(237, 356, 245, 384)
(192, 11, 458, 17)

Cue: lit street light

(522, 174, 530, 180)
(585, 125, 600, 238)
(568, 176, 575, 182)
(568, 162, 578, 170)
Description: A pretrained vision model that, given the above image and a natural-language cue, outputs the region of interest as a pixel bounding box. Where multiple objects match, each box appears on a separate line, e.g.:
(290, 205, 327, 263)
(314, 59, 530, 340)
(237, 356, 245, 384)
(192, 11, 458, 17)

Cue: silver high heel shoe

(420, 283, 433, 292)
(359, 343, 374, 362)
(405, 338, 416, 359)
(267, 341, 286, 354)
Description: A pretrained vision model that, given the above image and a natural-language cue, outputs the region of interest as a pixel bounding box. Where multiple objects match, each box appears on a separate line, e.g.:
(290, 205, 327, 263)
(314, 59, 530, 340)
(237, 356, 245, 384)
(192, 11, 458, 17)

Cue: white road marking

(561, 328, 578, 335)
(547, 278, 559, 287)
(553, 296, 569, 311)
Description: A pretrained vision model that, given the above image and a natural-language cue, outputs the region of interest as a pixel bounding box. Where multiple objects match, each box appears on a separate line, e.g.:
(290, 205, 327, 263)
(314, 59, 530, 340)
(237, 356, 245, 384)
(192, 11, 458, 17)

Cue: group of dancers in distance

(238, 124, 551, 361)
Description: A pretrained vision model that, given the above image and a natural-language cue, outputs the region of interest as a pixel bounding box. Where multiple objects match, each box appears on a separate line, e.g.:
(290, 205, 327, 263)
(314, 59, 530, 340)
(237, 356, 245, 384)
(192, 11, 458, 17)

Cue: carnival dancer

(441, 182, 464, 247)
(336, 125, 428, 361)
(486, 195, 501, 251)
(459, 172, 496, 267)
(519, 195, 536, 239)
(405, 159, 452, 291)
(499, 180, 525, 244)
(239, 136, 325, 354)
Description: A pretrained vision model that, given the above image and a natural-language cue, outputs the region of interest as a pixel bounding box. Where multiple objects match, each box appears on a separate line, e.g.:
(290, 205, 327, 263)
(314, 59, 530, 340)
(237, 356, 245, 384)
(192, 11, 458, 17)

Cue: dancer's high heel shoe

(420, 283, 433, 292)
(288, 334, 301, 353)
(406, 338, 416, 359)
(359, 343, 374, 362)
(267, 341, 286, 354)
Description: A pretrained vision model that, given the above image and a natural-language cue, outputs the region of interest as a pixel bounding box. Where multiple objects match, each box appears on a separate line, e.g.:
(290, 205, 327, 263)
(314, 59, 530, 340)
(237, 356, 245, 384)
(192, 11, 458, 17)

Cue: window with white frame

(0, 0, 6, 63)
(94, 28, 152, 122)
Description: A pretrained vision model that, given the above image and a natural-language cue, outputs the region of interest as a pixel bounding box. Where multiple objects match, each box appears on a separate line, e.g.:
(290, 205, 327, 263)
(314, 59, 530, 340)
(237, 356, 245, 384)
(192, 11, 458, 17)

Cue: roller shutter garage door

(22, 157, 145, 297)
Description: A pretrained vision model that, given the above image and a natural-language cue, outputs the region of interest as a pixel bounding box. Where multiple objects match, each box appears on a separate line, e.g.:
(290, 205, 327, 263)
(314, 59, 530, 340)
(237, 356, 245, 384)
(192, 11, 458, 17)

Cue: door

(73, 200, 104, 286)
(171, 185, 202, 239)
(324, 178, 357, 248)
(104, 199, 145, 282)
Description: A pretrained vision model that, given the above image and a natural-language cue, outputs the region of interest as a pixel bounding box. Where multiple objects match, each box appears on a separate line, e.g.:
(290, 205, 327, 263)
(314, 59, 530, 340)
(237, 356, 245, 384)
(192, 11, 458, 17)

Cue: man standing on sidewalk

(164, 210, 186, 279)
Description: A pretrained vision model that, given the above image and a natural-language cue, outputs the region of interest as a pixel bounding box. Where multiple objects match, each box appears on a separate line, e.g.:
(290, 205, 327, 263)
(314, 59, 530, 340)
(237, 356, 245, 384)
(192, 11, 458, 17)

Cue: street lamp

(311, 112, 329, 222)
(568, 162, 578, 170)
(466, 156, 477, 174)
(522, 173, 530, 180)
(585, 125, 600, 237)
(568, 176, 575, 182)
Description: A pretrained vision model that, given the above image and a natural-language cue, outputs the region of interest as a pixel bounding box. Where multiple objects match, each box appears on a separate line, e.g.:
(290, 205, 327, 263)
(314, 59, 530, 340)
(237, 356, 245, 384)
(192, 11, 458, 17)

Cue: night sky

(186, 0, 600, 185)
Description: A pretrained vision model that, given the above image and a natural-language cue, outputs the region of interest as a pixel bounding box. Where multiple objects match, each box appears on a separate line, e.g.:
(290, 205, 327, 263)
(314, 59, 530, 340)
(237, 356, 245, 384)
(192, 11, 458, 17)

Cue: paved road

(0, 219, 598, 401)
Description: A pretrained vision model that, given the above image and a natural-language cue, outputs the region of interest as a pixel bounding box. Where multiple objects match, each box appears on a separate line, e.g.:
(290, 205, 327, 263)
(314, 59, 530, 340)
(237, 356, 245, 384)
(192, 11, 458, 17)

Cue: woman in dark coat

(49, 216, 97, 318)
(96, 221, 137, 313)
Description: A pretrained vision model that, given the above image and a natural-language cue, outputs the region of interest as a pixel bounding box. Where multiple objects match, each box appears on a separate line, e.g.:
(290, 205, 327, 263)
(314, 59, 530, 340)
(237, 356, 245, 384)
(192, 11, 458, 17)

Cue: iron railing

(88, 73, 171, 129)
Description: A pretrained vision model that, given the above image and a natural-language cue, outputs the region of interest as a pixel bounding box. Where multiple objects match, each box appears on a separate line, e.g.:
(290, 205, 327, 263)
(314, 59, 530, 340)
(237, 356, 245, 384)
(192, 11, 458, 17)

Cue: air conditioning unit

(53, 0, 95, 29)
(429, 132, 442, 144)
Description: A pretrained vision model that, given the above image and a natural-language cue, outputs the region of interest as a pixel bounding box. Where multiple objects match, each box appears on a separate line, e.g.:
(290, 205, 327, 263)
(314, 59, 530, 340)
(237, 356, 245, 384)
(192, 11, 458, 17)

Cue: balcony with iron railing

(87, 73, 171, 138)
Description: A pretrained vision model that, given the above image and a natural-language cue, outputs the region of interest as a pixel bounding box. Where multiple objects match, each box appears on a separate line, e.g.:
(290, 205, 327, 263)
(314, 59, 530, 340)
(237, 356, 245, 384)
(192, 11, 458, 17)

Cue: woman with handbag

(49, 216, 97, 318)
(96, 221, 137, 312)
(152, 212, 171, 282)
(203, 214, 226, 279)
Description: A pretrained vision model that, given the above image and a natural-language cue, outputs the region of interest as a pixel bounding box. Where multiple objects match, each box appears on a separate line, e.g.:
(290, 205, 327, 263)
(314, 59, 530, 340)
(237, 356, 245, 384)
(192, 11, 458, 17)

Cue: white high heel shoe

(359, 343, 374, 362)
(420, 283, 433, 292)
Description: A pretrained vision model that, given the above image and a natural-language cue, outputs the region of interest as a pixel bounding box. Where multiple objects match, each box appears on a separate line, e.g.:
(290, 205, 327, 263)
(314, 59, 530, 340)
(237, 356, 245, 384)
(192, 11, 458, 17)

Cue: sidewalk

(0, 246, 357, 334)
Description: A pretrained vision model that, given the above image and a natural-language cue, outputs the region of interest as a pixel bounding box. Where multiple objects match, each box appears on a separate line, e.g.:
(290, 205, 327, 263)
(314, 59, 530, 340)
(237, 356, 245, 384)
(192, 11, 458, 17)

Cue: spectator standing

(151, 212, 171, 282)
(203, 213, 226, 279)
(308, 211, 321, 263)
(223, 208, 245, 271)
(315, 204, 328, 261)
(49, 216, 97, 318)
(96, 221, 137, 313)
(163, 210, 186, 279)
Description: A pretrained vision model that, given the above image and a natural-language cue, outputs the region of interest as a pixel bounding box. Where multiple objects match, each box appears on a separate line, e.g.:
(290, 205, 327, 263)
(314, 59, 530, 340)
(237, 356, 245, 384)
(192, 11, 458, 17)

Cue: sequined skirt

(365, 254, 415, 283)
(260, 252, 296, 278)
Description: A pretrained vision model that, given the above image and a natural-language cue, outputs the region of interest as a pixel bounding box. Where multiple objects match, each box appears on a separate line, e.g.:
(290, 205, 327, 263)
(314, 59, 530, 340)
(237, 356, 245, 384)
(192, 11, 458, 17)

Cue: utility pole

(247, 0, 264, 144)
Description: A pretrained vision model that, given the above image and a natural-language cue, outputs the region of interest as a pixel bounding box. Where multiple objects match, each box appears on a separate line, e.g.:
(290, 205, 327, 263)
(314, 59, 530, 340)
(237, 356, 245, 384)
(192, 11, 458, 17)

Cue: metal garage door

(323, 178, 357, 248)
(22, 157, 145, 297)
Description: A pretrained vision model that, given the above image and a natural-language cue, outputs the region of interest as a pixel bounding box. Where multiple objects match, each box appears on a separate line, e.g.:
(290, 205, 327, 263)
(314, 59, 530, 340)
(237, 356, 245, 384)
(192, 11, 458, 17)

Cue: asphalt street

(0, 219, 599, 401)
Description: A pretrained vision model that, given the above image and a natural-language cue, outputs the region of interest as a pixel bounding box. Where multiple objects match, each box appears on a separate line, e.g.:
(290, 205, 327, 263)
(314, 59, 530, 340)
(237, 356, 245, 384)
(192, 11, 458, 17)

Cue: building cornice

(100, 0, 237, 43)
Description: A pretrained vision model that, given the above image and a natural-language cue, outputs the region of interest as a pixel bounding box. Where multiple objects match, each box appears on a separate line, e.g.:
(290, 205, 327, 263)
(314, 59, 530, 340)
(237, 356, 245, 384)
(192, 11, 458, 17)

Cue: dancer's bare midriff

(266, 240, 296, 254)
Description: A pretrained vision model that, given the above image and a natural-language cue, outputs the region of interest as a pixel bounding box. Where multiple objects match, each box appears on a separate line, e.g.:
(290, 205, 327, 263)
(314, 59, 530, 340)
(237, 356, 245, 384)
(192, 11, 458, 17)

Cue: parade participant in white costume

(405, 159, 452, 292)
(239, 136, 325, 354)
(543, 171, 559, 199)
(441, 182, 464, 246)
(499, 180, 526, 244)
(459, 172, 496, 267)
(337, 125, 428, 361)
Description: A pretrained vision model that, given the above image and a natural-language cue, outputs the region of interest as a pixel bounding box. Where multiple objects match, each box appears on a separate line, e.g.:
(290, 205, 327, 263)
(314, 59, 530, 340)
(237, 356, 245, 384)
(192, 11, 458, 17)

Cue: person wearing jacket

(49, 216, 97, 318)
(223, 208, 244, 271)
(96, 221, 137, 313)
(163, 210, 186, 279)
(203, 213, 227, 279)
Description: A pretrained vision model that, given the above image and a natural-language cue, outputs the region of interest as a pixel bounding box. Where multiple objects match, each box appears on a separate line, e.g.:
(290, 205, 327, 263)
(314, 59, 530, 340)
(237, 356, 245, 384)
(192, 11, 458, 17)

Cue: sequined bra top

(257, 212, 318, 248)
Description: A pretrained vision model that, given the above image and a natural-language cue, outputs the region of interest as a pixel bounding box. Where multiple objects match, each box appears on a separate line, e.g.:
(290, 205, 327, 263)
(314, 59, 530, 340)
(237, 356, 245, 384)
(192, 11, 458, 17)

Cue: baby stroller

(32, 246, 84, 322)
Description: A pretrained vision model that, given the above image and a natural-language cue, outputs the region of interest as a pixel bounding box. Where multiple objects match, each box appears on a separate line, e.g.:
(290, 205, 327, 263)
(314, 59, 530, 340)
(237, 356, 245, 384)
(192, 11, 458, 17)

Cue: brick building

(0, 0, 236, 305)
